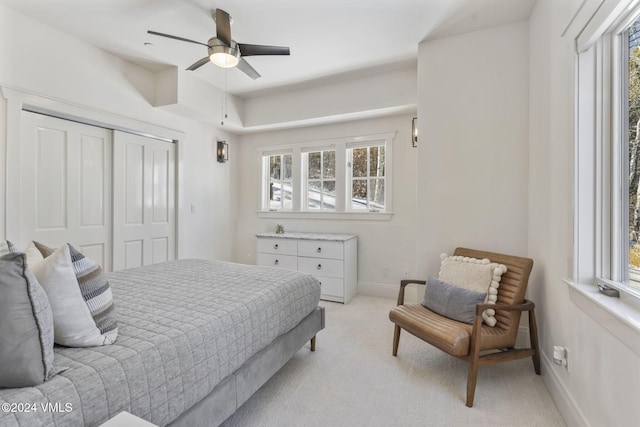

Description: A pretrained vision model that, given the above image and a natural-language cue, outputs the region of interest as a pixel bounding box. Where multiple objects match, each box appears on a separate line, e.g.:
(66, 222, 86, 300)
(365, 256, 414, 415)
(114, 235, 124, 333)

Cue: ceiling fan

(148, 8, 290, 79)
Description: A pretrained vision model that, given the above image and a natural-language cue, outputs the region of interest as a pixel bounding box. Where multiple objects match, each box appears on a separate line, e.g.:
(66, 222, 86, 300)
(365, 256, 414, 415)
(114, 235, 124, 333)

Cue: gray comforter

(0, 259, 321, 427)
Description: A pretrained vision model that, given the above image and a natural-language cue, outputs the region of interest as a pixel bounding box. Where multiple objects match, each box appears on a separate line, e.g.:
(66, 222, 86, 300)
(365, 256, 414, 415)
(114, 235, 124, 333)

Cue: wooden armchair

(388, 247, 540, 407)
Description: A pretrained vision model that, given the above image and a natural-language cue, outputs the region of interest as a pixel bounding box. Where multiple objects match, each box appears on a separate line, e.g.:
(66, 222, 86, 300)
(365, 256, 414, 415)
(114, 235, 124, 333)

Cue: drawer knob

(274, 244, 279, 249)
(317, 247, 322, 253)
(274, 259, 279, 265)
(317, 264, 322, 270)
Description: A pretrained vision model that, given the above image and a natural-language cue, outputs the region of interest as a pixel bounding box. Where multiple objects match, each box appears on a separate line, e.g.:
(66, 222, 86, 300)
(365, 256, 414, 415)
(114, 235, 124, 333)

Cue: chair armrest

(397, 279, 427, 305)
(470, 299, 537, 352)
(474, 299, 536, 315)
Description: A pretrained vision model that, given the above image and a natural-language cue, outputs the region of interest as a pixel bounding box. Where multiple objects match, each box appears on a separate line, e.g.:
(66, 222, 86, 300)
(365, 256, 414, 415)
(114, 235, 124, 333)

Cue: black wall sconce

(412, 117, 418, 148)
(217, 141, 229, 163)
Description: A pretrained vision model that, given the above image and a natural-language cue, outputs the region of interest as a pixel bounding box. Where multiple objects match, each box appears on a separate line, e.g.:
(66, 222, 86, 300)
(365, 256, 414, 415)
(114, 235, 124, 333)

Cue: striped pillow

(34, 242, 117, 344)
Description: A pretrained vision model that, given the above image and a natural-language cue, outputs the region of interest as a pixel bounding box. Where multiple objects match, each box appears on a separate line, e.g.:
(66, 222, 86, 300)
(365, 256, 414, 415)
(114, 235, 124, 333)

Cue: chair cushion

(389, 304, 516, 357)
(438, 253, 507, 326)
(422, 276, 486, 324)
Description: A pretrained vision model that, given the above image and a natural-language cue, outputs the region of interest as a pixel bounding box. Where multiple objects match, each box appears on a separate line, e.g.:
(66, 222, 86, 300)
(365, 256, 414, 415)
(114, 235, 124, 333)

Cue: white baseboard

(357, 281, 398, 300)
(539, 350, 590, 427)
(513, 330, 588, 426)
(516, 326, 529, 347)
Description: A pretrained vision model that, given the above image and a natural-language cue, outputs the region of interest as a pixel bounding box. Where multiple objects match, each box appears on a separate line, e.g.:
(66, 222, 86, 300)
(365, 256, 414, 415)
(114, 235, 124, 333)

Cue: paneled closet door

(113, 131, 176, 270)
(20, 111, 113, 270)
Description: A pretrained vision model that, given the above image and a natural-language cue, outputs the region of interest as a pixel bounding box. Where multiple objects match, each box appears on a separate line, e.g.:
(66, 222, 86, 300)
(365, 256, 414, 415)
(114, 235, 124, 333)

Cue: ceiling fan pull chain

(221, 68, 228, 126)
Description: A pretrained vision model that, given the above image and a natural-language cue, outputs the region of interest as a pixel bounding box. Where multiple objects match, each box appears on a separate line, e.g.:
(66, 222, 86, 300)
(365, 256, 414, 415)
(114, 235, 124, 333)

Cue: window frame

(347, 143, 387, 212)
(302, 147, 337, 211)
(261, 150, 293, 212)
(574, 4, 640, 303)
(257, 132, 395, 220)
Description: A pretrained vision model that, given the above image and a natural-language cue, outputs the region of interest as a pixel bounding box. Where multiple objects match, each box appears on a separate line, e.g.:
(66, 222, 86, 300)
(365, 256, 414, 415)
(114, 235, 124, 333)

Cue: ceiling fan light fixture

(208, 42, 240, 68)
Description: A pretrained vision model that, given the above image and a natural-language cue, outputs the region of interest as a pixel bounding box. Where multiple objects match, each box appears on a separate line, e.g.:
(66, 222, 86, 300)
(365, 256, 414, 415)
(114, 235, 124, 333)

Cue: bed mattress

(0, 259, 321, 427)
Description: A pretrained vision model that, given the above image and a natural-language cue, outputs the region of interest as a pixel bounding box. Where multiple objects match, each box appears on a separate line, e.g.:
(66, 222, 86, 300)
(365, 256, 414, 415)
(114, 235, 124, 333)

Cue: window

(349, 145, 386, 211)
(304, 149, 336, 210)
(628, 18, 640, 289)
(264, 152, 292, 211)
(574, 4, 640, 301)
(258, 132, 395, 218)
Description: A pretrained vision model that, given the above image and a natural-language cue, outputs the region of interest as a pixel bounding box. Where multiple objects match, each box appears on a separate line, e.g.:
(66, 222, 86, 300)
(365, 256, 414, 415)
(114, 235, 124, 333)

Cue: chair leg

(392, 325, 401, 356)
(466, 353, 480, 407)
(466, 316, 483, 407)
(310, 336, 316, 352)
(529, 309, 541, 375)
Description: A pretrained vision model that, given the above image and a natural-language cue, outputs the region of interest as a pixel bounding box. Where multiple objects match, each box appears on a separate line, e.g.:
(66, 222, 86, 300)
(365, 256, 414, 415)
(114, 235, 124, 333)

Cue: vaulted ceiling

(0, 0, 536, 98)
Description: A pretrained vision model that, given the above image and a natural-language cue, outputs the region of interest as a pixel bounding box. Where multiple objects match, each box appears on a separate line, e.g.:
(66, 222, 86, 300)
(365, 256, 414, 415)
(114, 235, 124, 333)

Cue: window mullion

(292, 148, 302, 211)
(335, 142, 346, 212)
(613, 30, 628, 282)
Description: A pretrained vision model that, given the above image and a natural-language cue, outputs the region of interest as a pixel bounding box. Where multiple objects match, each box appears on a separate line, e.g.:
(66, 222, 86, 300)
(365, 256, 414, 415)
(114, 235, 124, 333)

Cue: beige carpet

(221, 295, 565, 427)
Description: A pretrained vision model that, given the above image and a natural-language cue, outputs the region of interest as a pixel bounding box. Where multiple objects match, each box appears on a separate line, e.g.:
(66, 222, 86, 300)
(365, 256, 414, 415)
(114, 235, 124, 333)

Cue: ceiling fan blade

(238, 43, 290, 56)
(186, 57, 210, 71)
(147, 30, 208, 47)
(215, 9, 232, 46)
(236, 58, 261, 80)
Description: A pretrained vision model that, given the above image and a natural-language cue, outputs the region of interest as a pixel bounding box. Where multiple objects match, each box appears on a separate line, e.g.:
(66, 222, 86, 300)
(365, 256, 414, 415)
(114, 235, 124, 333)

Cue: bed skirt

(168, 306, 325, 427)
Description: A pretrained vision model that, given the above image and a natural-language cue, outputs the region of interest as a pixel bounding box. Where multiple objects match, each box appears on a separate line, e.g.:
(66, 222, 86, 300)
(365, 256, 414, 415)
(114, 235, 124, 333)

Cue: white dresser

(256, 232, 358, 303)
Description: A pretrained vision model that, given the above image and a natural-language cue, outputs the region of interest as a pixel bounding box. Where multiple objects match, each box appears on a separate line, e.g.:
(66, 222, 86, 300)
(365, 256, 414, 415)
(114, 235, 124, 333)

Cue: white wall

(242, 64, 417, 130)
(235, 113, 419, 297)
(0, 5, 237, 262)
(416, 21, 530, 277)
(529, 0, 640, 425)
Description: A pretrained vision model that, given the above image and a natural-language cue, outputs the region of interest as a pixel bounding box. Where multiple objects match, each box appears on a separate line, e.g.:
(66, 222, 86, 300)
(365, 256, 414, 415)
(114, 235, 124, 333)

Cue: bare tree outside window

(628, 18, 640, 287)
(350, 145, 385, 211)
(306, 150, 335, 210)
(268, 154, 292, 210)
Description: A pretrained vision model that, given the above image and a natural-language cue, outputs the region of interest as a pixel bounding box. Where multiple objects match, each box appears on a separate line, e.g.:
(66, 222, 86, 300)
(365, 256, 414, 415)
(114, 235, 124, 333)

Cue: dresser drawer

(256, 253, 298, 270)
(298, 257, 343, 278)
(257, 238, 297, 255)
(317, 276, 344, 298)
(298, 240, 343, 260)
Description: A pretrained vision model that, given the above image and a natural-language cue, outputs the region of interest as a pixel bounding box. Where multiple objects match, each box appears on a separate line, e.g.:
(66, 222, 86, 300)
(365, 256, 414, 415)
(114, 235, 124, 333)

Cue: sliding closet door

(20, 111, 113, 269)
(113, 131, 176, 270)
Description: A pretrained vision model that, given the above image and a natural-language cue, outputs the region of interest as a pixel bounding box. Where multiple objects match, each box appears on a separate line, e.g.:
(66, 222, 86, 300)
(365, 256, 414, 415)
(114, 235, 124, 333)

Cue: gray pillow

(0, 252, 57, 387)
(422, 276, 487, 324)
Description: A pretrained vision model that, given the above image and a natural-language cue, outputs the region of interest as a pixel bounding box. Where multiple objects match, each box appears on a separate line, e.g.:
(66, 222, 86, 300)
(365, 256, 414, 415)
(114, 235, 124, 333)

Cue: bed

(0, 259, 324, 427)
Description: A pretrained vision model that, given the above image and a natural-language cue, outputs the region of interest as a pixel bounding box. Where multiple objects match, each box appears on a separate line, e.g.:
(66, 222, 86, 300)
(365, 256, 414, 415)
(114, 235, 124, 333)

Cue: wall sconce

(217, 141, 229, 163)
(411, 117, 418, 148)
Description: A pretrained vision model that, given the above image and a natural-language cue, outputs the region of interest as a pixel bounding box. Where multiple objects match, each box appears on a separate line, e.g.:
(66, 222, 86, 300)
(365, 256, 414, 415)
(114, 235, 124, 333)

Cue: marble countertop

(256, 232, 357, 241)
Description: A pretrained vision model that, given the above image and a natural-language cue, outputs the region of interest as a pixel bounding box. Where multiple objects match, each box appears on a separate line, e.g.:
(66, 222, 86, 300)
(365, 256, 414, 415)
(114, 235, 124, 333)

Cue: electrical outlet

(403, 268, 409, 278)
(553, 345, 568, 369)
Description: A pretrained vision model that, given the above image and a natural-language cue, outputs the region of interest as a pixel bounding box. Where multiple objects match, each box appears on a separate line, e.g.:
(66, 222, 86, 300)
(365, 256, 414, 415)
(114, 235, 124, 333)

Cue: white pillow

(438, 253, 507, 327)
(24, 241, 44, 265)
(30, 245, 106, 347)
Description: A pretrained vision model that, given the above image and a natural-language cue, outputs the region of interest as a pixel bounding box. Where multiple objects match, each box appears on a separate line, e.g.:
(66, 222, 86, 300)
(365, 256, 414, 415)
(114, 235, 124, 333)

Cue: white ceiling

(0, 0, 536, 98)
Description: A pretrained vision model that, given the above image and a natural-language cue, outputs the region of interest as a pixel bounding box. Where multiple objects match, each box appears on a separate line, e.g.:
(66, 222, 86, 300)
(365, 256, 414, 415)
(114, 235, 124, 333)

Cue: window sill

(256, 211, 394, 221)
(565, 278, 640, 357)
